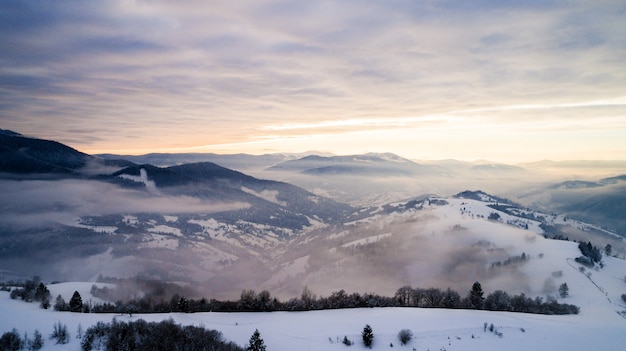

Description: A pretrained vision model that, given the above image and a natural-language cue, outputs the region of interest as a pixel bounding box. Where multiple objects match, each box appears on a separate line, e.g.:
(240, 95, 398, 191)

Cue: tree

(54, 295, 68, 311)
(69, 291, 83, 312)
(50, 321, 69, 344)
(484, 290, 511, 311)
(469, 281, 485, 309)
(488, 212, 501, 221)
(29, 330, 44, 350)
(605, 244, 612, 256)
(178, 296, 189, 313)
(0, 329, 23, 351)
(559, 283, 569, 298)
(247, 329, 266, 351)
(362, 324, 374, 348)
(397, 329, 413, 345)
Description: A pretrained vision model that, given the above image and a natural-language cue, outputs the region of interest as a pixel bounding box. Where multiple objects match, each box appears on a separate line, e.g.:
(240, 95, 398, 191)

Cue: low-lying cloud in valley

(0, 179, 248, 228)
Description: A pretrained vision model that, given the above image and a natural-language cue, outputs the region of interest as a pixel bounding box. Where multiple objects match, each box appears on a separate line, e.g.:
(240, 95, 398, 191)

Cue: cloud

(0, 179, 248, 228)
(1, 1, 625, 161)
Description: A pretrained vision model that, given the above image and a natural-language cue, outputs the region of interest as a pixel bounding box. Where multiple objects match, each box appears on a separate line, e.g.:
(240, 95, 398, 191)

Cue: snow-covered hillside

(3, 192, 626, 350)
(2, 260, 626, 351)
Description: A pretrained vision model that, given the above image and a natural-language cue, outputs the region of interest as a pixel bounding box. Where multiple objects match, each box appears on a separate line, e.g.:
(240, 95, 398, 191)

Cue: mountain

(268, 153, 440, 176)
(97, 152, 298, 171)
(0, 130, 355, 293)
(106, 162, 353, 227)
(0, 129, 132, 176)
(0, 129, 92, 174)
(516, 174, 626, 236)
(1, 129, 624, 301)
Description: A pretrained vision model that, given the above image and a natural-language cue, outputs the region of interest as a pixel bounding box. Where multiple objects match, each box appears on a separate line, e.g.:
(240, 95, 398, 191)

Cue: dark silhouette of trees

(81, 319, 243, 351)
(578, 242, 602, 263)
(484, 290, 511, 311)
(43, 281, 579, 316)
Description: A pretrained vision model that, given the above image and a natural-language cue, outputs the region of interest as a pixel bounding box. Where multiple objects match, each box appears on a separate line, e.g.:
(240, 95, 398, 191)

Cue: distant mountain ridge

(268, 153, 440, 176)
(0, 129, 131, 175)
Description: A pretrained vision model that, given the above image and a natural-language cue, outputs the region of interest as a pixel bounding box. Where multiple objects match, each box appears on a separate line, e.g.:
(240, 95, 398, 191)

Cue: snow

(341, 233, 392, 248)
(2, 194, 626, 350)
(163, 215, 178, 223)
(139, 233, 180, 249)
(117, 168, 161, 195)
(148, 224, 183, 237)
(241, 187, 287, 207)
(2, 286, 625, 351)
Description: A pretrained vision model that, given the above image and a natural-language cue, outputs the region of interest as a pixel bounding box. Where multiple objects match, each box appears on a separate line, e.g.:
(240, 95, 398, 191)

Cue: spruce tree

(247, 329, 266, 351)
(362, 324, 374, 348)
(69, 291, 83, 312)
(469, 281, 485, 309)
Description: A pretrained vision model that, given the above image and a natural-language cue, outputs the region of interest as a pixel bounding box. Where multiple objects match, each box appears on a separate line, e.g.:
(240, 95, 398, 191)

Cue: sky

(1, 0, 625, 163)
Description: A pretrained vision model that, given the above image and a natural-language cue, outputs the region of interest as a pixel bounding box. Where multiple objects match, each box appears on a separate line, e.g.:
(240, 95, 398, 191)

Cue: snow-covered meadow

(2, 250, 625, 351)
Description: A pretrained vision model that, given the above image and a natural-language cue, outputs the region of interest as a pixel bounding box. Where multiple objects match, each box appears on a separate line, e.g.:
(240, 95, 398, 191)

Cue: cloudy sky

(1, 0, 625, 162)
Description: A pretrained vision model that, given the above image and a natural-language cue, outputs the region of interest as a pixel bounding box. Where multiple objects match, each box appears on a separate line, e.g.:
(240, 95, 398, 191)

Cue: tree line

(77, 281, 579, 315)
(4, 276, 579, 316)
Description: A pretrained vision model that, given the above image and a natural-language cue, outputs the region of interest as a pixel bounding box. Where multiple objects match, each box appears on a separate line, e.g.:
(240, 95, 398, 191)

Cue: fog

(258, 211, 544, 301)
(1, 158, 624, 303)
(0, 179, 248, 229)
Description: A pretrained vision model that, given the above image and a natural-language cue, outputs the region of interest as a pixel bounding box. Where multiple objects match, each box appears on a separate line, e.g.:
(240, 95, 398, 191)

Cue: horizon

(1, 1, 625, 164)
(5, 127, 626, 169)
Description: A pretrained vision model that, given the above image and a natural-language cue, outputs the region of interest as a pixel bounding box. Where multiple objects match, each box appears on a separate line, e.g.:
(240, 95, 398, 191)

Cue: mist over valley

(1, 129, 624, 304)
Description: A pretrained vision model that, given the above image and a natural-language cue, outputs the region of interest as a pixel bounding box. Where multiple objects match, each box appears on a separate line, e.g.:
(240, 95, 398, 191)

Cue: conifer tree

(69, 291, 83, 312)
(247, 329, 266, 351)
(469, 281, 485, 309)
(362, 324, 374, 348)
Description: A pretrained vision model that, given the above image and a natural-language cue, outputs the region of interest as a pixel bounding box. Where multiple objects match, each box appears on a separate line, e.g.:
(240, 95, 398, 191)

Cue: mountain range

(0, 129, 625, 299)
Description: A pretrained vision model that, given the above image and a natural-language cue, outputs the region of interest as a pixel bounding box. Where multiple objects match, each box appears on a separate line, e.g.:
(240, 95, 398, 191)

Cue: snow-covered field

(2, 255, 625, 351)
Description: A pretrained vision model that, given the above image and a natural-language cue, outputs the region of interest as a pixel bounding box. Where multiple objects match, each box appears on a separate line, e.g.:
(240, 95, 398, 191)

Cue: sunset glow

(1, 1, 625, 162)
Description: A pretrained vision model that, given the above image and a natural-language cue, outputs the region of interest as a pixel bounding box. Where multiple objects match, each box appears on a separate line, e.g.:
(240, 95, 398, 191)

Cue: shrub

(29, 330, 44, 350)
(50, 321, 69, 344)
(0, 329, 23, 351)
(397, 329, 413, 345)
(81, 319, 243, 351)
(342, 335, 353, 346)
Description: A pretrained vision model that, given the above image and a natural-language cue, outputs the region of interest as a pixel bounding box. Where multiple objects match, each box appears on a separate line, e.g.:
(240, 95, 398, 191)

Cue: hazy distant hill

(108, 162, 353, 225)
(97, 152, 294, 170)
(517, 174, 626, 236)
(268, 153, 443, 176)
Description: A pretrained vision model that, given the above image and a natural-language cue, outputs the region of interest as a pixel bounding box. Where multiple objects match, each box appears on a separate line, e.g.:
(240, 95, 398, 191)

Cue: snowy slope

(2, 193, 626, 350)
(2, 195, 626, 350)
(1, 273, 625, 351)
